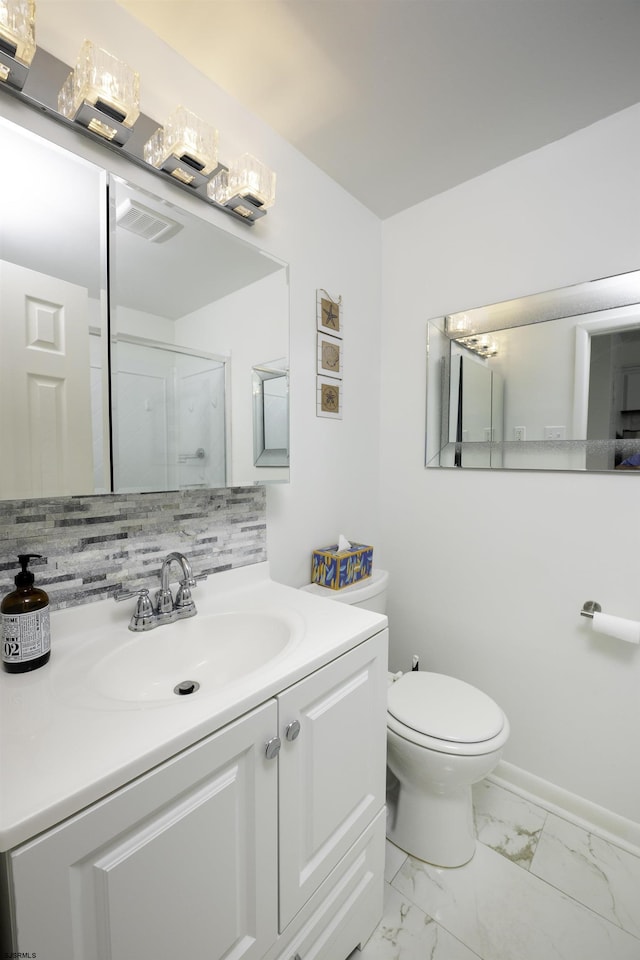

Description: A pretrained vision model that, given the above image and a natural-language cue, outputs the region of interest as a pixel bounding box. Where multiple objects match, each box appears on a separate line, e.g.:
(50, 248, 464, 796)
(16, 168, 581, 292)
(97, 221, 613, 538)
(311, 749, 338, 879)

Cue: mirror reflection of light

(446, 312, 472, 336)
(458, 334, 498, 358)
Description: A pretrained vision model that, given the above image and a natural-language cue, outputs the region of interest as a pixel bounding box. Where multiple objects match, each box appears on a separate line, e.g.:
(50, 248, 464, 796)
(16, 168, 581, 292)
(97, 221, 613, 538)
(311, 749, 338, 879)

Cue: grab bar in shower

(178, 448, 206, 462)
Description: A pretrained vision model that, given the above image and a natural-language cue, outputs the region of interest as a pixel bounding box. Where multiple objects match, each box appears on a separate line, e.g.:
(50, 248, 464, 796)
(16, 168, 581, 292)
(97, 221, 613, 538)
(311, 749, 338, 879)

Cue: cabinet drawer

(267, 808, 386, 960)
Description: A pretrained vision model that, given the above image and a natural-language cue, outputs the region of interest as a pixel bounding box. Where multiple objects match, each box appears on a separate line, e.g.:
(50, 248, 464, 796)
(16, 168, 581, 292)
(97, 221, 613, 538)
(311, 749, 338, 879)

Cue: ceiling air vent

(116, 198, 183, 243)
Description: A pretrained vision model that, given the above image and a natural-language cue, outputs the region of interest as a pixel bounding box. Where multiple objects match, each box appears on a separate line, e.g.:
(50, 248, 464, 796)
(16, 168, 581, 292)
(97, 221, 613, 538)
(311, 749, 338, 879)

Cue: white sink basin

(88, 611, 298, 705)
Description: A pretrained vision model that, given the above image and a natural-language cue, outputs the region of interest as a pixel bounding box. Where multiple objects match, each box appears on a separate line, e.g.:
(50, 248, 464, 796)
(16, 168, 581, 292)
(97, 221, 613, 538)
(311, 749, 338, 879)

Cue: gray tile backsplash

(0, 487, 266, 609)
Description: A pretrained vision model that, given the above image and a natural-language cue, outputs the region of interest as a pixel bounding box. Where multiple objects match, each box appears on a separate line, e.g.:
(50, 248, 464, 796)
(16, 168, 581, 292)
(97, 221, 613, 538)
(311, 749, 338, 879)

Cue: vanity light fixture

(58, 40, 140, 145)
(0, 16, 275, 225)
(144, 105, 219, 188)
(0, 0, 36, 90)
(446, 313, 472, 337)
(446, 314, 498, 358)
(208, 153, 276, 221)
(458, 334, 498, 359)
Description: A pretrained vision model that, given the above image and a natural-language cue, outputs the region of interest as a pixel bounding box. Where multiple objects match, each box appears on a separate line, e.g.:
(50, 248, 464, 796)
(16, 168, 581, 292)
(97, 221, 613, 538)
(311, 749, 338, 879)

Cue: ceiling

(117, 1, 640, 219)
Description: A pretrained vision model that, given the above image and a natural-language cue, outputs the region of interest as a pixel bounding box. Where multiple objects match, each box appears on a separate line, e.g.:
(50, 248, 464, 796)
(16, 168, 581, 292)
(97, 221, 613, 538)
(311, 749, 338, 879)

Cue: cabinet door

(9, 701, 278, 960)
(277, 630, 388, 929)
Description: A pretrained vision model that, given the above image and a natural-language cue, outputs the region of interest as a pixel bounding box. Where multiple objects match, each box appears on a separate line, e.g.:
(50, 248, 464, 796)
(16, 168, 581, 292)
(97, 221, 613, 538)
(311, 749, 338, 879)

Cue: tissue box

(311, 542, 373, 590)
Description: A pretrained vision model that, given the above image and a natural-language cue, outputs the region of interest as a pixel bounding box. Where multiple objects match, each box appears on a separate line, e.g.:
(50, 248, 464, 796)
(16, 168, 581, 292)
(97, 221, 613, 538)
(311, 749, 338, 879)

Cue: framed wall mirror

(426, 270, 640, 472)
(0, 114, 289, 500)
(252, 359, 289, 470)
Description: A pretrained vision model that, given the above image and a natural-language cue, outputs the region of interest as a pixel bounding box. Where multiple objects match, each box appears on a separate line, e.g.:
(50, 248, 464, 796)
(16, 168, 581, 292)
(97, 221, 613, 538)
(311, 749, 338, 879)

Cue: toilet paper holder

(580, 600, 602, 619)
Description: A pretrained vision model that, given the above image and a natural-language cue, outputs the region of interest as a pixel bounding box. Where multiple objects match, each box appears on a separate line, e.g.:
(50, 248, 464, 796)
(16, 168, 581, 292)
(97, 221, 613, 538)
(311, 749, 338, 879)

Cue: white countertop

(0, 562, 387, 851)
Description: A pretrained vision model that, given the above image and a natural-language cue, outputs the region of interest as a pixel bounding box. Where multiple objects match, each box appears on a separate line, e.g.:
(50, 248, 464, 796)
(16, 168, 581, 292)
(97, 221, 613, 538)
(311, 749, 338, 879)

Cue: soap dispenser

(1, 554, 51, 673)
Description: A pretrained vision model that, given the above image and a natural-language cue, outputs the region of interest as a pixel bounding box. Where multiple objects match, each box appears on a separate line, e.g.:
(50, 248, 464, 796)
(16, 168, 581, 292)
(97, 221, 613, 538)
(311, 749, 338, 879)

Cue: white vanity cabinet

(6, 701, 279, 960)
(2, 630, 388, 960)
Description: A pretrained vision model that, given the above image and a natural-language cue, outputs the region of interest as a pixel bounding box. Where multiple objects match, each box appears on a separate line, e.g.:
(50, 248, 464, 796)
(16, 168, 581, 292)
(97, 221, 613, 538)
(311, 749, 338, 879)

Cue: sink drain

(174, 680, 200, 696)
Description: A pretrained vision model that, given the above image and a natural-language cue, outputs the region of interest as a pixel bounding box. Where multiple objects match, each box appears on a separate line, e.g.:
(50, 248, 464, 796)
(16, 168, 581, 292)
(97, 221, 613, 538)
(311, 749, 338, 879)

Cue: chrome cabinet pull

(285, 720, 301, 741)
(265, 737, 281, 760)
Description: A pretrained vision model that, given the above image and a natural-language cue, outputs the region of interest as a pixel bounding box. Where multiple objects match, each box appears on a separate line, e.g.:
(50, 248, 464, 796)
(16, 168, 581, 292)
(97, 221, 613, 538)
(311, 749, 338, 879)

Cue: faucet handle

(114, 587, 152, 605)
(114, 588, 157, 632)
(175, 573, 206, 619)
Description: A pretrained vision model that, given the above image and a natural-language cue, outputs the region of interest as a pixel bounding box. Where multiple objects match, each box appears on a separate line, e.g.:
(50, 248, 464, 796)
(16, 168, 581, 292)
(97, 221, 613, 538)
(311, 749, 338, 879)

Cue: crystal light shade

(208, 154, 276, 219)
(0, 0, 36, 87)
(207, 167, 230, 204)
(143, 106, 218, 187)
(58, 40, 140, 143)
(446, 313, 472, 337)
(459, 334, 498, 358)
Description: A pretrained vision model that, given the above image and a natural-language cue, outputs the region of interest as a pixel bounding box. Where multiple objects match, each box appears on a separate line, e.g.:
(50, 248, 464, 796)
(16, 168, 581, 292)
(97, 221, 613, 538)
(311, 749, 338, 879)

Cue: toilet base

(386, 718, 507, 869)
(386, 780, 476, 867)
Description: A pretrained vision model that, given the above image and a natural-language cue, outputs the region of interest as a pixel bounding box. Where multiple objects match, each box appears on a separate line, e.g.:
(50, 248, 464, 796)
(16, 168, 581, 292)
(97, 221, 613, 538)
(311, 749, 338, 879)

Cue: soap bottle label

(1, 608, 51, 664)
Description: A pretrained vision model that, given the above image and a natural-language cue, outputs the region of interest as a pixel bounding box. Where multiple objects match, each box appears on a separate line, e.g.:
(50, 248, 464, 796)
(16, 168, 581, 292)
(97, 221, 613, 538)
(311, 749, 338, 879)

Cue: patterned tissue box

(311, 542, 373, 590)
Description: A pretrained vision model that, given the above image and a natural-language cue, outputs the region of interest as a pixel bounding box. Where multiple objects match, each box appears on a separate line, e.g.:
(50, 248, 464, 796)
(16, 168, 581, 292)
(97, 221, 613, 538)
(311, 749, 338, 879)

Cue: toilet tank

(301, 568, 388, 613)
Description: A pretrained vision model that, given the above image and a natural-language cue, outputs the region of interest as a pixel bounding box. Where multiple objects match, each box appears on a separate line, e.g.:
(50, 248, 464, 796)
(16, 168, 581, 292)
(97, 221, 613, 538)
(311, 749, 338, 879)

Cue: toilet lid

(387, 672, 504, 743)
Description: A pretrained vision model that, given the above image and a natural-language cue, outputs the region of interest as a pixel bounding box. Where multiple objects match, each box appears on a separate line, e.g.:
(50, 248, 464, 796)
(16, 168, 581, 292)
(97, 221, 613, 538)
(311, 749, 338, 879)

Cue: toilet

(302, 569, 510, 867)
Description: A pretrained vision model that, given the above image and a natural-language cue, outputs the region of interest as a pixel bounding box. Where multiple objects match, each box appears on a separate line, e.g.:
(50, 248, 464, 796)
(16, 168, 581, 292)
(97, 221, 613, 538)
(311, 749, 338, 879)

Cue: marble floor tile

(392, 840, 640, 960)
(384, 840, 408, 883)
(531, 813, 640, 940)
(472, 779, 547, 869)
(358, 882, 481, 960)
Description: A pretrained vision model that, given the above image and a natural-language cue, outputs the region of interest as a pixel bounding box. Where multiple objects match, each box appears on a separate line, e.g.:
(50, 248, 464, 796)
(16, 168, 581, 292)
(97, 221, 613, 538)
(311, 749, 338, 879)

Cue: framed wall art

(316, 289, 343, 338)
(317, 331, 343, 379)
(316, 375, 342, 420)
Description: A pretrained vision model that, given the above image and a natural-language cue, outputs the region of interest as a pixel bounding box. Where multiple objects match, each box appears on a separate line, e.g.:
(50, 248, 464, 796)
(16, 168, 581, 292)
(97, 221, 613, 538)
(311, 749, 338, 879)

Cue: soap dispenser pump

(1, 554, 51, 673)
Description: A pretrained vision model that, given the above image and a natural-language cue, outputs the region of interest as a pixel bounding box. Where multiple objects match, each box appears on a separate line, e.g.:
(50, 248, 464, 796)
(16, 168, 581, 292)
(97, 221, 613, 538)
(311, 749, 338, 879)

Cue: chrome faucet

(114, 552, 207, 631)
(156, 552, 197, 624)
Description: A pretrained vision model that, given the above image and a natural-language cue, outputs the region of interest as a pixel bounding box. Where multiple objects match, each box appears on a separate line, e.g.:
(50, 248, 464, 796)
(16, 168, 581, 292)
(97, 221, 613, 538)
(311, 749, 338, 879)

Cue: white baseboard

(489, 761, 640, 857)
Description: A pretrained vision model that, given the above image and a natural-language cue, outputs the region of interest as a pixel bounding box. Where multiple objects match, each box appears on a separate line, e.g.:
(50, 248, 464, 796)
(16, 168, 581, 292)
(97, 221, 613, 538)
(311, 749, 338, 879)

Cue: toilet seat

(387, 672, 509, 757)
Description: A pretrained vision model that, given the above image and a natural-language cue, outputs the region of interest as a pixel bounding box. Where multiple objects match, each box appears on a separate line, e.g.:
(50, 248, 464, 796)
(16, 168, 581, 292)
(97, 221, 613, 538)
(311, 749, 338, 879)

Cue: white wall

(177, 271, 290, 485)
(29, 1, 383, 588)
(381, 103, 640, 823)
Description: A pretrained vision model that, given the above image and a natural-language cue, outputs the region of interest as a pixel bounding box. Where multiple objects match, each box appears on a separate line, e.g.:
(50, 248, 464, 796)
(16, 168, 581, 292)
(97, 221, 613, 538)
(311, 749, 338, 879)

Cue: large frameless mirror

(0, 118, 108, 499)
(426, 270, 640, 471)
(0, 115, 289, 500)
(109, 176, 289, 492)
